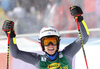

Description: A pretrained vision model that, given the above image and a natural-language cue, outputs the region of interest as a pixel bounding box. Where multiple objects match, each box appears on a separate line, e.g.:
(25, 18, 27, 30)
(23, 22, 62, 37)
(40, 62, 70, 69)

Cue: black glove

(2, 20, 16, 38)
(70, 6, 83, 22)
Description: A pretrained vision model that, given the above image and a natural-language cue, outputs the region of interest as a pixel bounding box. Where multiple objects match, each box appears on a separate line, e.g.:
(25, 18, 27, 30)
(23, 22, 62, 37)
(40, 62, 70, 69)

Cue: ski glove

(2, 20, 16, 38)
(70, 5, 83, 22)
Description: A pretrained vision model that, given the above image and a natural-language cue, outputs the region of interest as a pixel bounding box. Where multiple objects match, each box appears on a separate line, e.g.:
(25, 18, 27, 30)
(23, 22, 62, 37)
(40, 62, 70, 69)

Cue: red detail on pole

(84, 57, 89, 69)
(8, 33, 10, 45)
(75, 18, 80, 30)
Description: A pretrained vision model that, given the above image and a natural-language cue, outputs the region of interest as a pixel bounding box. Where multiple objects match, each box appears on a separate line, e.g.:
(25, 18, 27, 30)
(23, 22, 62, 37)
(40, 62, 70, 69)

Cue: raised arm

(62, 6, 89, 60)
(10, 37, 40, 66)
(2, 20, 40, 66)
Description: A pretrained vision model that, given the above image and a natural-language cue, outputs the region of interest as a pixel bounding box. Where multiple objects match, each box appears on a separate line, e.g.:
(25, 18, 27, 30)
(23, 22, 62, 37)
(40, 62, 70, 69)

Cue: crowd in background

(0, 0, 100, 37)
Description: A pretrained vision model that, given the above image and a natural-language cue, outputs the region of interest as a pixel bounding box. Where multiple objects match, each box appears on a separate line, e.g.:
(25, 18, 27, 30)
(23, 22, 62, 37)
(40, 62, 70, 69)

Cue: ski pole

(75, 17, 89, 69)
(7, 31, 10, 69)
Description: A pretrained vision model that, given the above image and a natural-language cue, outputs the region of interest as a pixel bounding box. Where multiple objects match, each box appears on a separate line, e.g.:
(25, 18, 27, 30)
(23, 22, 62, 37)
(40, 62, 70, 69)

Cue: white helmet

(39, 26, 60, 51)
(39, 26, 60, 39)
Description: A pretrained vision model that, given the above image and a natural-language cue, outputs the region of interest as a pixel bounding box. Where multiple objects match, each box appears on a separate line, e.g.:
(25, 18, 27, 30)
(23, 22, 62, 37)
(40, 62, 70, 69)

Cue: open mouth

(48, 48, 54, 51)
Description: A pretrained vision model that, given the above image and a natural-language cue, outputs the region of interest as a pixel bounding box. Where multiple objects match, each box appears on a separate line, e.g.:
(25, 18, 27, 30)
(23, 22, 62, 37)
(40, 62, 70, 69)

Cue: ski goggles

(41, 36, 58, 46)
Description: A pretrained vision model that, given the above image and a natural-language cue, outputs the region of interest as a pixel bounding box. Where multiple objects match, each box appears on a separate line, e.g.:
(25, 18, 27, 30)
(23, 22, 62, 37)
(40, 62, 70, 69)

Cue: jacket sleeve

(62, 20, 89, 58)
(9, 37, 40, 66)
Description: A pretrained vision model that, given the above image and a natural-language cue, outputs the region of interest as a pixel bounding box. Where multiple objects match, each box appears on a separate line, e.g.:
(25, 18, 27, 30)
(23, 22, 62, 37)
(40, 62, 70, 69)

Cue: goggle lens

(42, 37, 58, 46)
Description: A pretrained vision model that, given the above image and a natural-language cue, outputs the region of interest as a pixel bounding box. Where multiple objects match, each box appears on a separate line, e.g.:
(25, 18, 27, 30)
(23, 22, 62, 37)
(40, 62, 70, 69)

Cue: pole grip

(75, 17, 80, 30)
(8, 31, 10, 45)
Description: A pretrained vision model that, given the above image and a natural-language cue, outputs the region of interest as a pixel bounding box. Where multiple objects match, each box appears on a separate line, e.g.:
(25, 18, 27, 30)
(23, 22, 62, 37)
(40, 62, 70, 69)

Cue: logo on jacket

(47, 63, 60, 69)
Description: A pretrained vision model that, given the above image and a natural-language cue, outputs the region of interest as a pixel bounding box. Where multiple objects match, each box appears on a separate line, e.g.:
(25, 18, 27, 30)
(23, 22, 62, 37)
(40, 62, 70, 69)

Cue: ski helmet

(39, 26, 60, 51)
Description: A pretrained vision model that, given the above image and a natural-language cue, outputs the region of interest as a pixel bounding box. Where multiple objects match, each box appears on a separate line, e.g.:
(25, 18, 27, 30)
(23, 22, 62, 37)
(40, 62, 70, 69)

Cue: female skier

(2, 6, 89, 69)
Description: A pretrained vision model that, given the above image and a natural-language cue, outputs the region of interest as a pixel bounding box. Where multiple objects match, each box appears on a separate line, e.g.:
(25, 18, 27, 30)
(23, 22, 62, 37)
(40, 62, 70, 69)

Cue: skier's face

(44, 44, 57, 55)
(41, 36, 58, 55)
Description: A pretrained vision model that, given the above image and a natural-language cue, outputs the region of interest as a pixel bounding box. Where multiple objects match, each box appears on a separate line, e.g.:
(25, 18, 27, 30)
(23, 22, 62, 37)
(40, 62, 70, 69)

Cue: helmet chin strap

(45, 50, 58, 61)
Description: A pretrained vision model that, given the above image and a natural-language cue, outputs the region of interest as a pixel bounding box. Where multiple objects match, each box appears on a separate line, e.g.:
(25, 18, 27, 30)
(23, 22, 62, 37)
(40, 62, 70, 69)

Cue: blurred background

(0, 0, 100, 37)
(0, 0, 100, 69)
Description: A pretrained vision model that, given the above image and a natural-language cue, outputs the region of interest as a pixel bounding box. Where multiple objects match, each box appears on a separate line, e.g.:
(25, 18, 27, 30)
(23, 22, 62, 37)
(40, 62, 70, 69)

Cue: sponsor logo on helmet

(41, 29, 56, 33)
(47, 63, 60, 69)
(47, 32, 51, 34)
